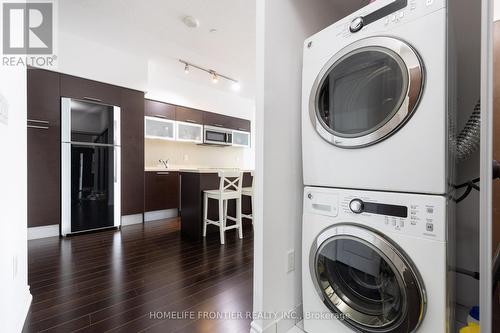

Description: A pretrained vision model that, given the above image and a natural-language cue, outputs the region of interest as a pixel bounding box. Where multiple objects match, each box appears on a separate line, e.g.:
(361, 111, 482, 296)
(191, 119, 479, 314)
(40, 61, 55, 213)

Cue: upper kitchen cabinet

(60, 74, 121, 106)
(232, 117, 251, 132)
(203, 111, 232, 129)
(121, 88, 145, 216)
(175, 106, 203, 124)
(27, 68, 61, 126)
(203, 111, 251, 131)
(145, 99, 176, 120)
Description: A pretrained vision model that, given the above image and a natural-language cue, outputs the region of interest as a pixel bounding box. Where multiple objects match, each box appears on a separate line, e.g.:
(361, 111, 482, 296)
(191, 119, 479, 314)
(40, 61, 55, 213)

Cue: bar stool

(203, 170, 243, 244)
(241, 171, 254, 224)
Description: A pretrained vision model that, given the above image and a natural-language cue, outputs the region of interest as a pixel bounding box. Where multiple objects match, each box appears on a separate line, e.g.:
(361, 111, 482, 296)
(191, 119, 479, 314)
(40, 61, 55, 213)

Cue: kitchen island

(180, 169, 253, 241)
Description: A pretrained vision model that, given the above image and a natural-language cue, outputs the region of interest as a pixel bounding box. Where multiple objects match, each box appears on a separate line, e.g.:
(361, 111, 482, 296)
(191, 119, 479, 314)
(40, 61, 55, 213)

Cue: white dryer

(302, 187, 454, 333)
(302, 0, 454, 194)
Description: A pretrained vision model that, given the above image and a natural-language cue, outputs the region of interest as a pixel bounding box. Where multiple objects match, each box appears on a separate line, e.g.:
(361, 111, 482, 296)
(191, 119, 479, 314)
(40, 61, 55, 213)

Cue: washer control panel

(305, 187, 447, 242)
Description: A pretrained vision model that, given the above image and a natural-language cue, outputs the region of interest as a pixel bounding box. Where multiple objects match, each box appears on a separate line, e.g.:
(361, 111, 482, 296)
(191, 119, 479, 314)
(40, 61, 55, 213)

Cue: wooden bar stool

(241, 171, 254, 224)
(203, 170, 243, 244)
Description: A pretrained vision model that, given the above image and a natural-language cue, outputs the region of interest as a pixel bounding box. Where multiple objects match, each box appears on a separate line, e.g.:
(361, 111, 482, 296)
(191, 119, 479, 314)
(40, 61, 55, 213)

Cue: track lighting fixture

(179, 59, 240, 91)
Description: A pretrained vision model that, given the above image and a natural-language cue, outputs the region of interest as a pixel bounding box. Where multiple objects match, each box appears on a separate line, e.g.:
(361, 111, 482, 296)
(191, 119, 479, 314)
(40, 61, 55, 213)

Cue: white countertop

(145, 167, 180, 172)
(179, 168, 254, 174)
(145, 167, 253, 173)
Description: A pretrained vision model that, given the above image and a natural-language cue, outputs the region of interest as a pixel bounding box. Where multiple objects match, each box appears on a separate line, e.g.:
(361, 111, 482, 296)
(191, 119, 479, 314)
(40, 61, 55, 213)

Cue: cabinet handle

(83, 97, 102, 103)
(157, 172, 170, 175)
(213, 123, 223, 127)
(27, 125, 49, 130)
(238, 128, 247, 131)
(185, 119, 196, 124)
(154, 114, 167, 119)
(27, 119, 49, 125)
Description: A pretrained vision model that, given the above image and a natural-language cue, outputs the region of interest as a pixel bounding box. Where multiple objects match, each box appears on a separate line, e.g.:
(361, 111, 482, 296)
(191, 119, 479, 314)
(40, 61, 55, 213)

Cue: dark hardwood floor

(23, 218, 254, 333)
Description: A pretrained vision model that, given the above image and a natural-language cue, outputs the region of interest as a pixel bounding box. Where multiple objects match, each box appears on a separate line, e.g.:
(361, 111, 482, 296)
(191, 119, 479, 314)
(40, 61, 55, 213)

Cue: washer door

(310, 225, 426, 332)
(309, 37, 424, 148)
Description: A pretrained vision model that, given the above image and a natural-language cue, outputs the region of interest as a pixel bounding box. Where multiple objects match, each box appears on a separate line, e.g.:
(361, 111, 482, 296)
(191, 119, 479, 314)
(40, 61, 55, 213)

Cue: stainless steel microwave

(203, 125, 233, 146)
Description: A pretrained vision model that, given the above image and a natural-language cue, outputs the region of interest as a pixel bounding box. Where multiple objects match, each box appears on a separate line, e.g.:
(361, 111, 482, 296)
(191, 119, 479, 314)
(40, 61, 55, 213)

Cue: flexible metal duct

(451, 101, 481, 161)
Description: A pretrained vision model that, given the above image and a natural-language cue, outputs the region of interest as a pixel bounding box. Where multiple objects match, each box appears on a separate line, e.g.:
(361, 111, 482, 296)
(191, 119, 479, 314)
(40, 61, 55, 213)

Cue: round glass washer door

(309, 37, 424, 148)
(310, 224, 426, 332)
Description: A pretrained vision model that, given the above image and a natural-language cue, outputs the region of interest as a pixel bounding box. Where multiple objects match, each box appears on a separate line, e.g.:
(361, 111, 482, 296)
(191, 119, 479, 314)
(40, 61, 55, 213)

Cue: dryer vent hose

(452, 101, 481, 161)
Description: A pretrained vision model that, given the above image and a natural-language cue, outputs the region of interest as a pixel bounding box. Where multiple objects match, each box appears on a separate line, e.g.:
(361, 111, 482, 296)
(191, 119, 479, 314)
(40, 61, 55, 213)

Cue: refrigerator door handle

(114, 147, 117, 183)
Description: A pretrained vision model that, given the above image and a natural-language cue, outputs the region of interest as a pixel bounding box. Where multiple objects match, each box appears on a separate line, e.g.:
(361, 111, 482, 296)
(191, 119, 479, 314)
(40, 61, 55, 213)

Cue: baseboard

(144, 209, 178, 222)
(251, 304, 303, 333)
(28, 225, 59, 240)
(16, 285, 32, 332)
(121, 214, 144, 226)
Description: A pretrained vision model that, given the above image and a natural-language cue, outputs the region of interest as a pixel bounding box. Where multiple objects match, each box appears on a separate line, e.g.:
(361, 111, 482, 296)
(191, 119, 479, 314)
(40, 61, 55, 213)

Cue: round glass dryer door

(309, 37, 424, 148)
(311, 225, 426, 332)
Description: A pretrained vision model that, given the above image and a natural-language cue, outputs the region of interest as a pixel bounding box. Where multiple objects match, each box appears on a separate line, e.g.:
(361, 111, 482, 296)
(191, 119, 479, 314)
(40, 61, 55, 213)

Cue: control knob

(349, 199, 364, 214)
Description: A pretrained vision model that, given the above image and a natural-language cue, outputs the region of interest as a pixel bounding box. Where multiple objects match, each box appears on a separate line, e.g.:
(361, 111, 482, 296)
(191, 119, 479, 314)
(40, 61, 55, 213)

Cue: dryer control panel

(304, 187, 448, 242)
(325, 0, 446, 40)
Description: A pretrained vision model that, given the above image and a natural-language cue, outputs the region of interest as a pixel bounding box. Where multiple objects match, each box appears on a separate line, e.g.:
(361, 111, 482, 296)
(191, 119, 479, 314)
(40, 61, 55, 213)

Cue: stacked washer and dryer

(301, 0, 455, 332)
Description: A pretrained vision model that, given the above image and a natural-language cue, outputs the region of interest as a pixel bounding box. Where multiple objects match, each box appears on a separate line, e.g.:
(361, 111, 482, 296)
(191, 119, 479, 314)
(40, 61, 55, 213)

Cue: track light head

(211, 72, 219, 84)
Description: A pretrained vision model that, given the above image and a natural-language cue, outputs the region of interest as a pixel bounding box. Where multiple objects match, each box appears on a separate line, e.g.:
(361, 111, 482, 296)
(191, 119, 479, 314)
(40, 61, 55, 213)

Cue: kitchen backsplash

(145, 139, 248, 169)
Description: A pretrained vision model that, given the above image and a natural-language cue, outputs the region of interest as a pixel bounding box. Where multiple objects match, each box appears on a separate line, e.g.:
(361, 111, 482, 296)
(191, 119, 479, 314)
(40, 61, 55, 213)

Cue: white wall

(495, 0, 500, 21)
(253, 1, 364, 332)
(0, 67, 31, 331)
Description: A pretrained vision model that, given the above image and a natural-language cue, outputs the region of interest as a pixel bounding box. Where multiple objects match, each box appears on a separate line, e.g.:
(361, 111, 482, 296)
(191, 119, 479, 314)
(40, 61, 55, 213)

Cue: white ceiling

(59, 0, 256, 97)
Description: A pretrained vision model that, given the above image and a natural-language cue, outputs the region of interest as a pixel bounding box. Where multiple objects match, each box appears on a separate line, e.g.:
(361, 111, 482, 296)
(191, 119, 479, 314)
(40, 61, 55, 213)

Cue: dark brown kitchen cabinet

(27, 68, 61, 126)
(27, 125, 60, 227)
(121, 88, 145, 216)
(175, 106, 203, 124)
(145, 171, 180, 211)
(203, 111, 233, 128)
(232, 117, 251, 132)
(60, 74, 121, 106)
(145, 99, 176, 120)
(27, 68, 61, 228)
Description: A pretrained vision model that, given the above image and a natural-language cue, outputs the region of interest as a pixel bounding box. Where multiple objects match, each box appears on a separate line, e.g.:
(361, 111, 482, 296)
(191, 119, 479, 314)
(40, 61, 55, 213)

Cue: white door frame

(480, 0, 493, 331)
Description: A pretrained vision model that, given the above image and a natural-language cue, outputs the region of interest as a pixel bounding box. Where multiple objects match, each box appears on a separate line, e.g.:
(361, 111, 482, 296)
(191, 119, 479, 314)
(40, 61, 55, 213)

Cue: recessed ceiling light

(182, 16, 200, 28)
(209, 28, 217, 33)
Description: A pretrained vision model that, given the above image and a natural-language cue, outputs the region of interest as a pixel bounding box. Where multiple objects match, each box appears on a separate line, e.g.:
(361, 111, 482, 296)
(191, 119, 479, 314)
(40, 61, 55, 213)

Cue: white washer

(302, 186, 454, 333)
(302, 0, 454, 195)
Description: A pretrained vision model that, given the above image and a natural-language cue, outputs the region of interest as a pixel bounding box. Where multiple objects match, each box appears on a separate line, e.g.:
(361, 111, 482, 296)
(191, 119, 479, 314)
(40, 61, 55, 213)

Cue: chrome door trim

(309, 224, 426, 332)
(309, 36, 424, 148)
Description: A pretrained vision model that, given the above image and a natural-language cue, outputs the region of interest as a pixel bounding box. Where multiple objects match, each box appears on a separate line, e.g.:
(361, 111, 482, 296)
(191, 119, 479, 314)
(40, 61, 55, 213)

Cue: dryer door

(310, 224, 426, 332)
(309, 37, 424, 148)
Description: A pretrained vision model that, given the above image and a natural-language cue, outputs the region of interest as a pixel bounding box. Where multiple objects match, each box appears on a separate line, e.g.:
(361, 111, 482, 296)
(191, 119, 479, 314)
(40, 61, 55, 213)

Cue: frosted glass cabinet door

(176, 121, 203, 143)
(145, 116, 175, 140)
(232, 130, 251, 148)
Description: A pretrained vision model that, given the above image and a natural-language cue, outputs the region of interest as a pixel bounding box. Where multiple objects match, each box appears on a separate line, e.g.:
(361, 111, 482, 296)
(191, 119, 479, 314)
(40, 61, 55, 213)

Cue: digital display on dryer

(363, 202, 408, 218)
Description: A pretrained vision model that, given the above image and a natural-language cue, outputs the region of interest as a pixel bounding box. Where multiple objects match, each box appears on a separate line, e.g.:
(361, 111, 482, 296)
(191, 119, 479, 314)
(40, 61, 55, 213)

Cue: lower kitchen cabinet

(27, 125, 60, 227)
(145, 171, 180, 212)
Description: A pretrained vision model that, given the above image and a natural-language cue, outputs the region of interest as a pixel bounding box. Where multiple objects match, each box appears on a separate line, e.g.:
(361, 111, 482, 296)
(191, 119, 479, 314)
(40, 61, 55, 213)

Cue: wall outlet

(183, 154, 189, 161)
(287, 250, 295, 273)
